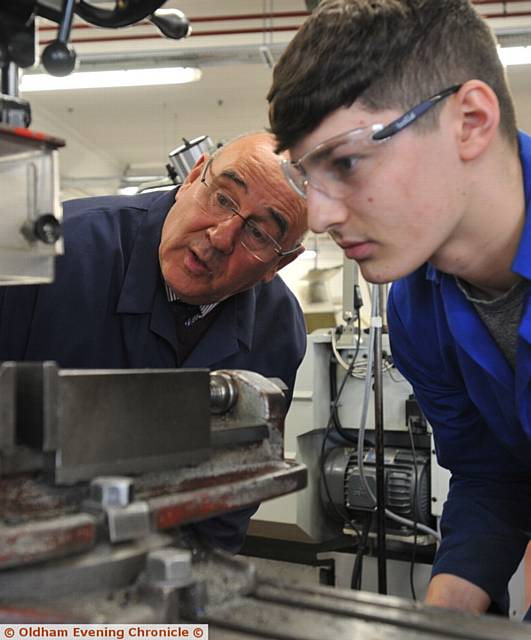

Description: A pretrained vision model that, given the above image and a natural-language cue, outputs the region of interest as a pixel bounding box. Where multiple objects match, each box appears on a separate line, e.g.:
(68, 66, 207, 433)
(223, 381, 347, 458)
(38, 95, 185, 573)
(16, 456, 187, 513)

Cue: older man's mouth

(184, 248, 212, 276)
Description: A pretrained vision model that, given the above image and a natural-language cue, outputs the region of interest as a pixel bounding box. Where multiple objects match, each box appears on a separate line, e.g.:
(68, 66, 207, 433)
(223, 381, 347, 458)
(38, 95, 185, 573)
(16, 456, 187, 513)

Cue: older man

(0, 131, 307, 551)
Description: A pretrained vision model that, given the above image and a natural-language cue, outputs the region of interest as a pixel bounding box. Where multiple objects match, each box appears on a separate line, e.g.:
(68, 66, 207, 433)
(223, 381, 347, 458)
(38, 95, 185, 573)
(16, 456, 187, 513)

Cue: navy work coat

(0, 188, 307, 551)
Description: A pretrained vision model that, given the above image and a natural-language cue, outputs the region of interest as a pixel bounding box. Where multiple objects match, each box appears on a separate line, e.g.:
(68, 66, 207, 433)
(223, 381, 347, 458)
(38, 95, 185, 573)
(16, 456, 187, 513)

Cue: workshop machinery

(0, 365, 529, 640)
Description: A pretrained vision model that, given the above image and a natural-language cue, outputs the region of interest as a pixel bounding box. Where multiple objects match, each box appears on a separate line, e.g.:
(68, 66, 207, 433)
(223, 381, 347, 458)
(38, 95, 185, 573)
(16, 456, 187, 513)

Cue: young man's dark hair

(267, 0, 531, 622)
(268, 0, 517, 152)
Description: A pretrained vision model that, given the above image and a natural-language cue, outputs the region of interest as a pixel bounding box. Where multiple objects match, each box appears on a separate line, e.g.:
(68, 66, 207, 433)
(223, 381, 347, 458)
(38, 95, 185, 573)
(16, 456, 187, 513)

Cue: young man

(268, 0, 531, 617)
(0, 131, 307, 552)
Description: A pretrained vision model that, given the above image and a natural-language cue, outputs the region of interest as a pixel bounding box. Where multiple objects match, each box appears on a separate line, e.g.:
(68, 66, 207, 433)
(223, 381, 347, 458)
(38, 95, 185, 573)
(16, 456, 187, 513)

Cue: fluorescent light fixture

(497, 46, 531, 66)
(20, 67, 202, 92)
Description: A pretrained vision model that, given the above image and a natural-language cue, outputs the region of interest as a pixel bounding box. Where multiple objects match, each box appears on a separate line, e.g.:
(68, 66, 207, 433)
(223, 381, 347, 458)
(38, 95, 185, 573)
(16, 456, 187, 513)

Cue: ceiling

(21, 0, 531, 200)
(15, 0, 531, 283)
(24, 0, 309, 197)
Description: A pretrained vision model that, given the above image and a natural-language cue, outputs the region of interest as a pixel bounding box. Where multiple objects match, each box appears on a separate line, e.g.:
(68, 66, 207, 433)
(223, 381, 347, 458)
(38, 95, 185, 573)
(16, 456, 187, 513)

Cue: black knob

(41, 0, 77, 77)
(149, 9, 191, 40)
(41, 41, 76, 77)
(33, 214, 62, 245)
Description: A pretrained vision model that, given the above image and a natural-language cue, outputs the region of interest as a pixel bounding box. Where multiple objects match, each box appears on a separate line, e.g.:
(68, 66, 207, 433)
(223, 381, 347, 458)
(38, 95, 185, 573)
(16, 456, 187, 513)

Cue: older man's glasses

(195, 156, 302, 263)
(282, 84, 462, 200)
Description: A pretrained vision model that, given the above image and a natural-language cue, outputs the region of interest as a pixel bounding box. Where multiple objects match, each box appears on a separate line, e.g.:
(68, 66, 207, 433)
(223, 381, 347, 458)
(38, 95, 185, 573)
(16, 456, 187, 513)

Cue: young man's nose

(207, 214, 244, 254)
(307, 186, 350, 234)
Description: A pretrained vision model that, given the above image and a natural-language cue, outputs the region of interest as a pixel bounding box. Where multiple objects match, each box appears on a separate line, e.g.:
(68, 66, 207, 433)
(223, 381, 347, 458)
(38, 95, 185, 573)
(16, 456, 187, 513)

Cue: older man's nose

(307, 186, 350, 234)
(207, 214, 244, 254)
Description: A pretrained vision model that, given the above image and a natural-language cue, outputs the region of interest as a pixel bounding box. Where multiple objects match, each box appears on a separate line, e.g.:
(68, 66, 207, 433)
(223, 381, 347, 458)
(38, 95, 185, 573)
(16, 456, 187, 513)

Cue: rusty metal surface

(0, 607, 80, 624)
(150, 461, 306, 531)
(0, 126, 65, 150)
(0, 455, 294, 523)
(150, 461, 306, 530)
(0, 514, 97, 569)
(0, 534, 173, 604)
(0, 474, 88, 522)
(0, 460, 305, 568)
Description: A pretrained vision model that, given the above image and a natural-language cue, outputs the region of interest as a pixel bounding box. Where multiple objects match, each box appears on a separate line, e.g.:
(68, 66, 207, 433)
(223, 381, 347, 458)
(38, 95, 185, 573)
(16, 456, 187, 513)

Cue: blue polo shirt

(388, 131, 531, 610)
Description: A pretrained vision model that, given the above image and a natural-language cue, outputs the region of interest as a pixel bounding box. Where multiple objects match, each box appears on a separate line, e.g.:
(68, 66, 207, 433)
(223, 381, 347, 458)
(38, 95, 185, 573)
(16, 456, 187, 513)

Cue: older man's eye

(246, 222, 269, 246)
(215, 190, 237, 211)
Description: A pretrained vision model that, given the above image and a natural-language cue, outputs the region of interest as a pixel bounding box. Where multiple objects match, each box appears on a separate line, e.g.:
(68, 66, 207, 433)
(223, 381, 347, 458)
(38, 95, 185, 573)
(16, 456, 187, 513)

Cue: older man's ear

(260, 243, 305, 283)
(175, 154, 208, 196)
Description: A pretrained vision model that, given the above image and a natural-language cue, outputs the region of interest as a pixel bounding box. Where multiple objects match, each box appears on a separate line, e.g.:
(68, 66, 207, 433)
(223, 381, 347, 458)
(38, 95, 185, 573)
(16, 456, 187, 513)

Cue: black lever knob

(42, 0, 77, 77)
(42, 41, 76, 77)
(149, 9, 191, 40)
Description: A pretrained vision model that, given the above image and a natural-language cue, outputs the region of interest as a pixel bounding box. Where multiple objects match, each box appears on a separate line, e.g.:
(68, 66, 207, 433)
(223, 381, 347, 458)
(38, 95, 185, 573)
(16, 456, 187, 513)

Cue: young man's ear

(260, 244, 305, 283)
(454, 80, 500, 162)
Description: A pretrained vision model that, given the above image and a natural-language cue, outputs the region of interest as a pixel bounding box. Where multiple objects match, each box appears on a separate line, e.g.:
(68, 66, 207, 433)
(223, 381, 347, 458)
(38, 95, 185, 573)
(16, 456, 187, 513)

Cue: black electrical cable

(329, 330, 360, 446)
(329, 352, 374, 449)
(407, 421, 419, 601)
(350, 512, 371, 590)
(319, 314, 363, 539)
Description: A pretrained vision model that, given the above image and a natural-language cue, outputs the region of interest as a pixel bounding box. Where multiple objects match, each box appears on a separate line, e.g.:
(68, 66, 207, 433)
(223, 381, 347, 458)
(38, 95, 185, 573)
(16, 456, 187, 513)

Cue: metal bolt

(210, 371, 237, 414)
(146, 548, 193, 585)
(89, 476, 134, 508)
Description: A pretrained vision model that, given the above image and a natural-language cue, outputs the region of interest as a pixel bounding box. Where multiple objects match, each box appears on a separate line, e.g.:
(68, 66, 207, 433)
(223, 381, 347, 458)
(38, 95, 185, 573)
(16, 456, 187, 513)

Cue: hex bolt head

(90, 476, 134, 508)
(146, 548, 193, 585)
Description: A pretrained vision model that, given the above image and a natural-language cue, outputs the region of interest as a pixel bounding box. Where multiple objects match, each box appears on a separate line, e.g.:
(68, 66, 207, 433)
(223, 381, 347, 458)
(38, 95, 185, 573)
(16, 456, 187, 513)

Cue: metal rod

(41, 25, 301, 46)
(58, 0, 76, 44)
(38, 11, 311, 31)
(1, 62, 19, 97)
(373, 285, 387, 594)
(378, 283, 388, 334)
